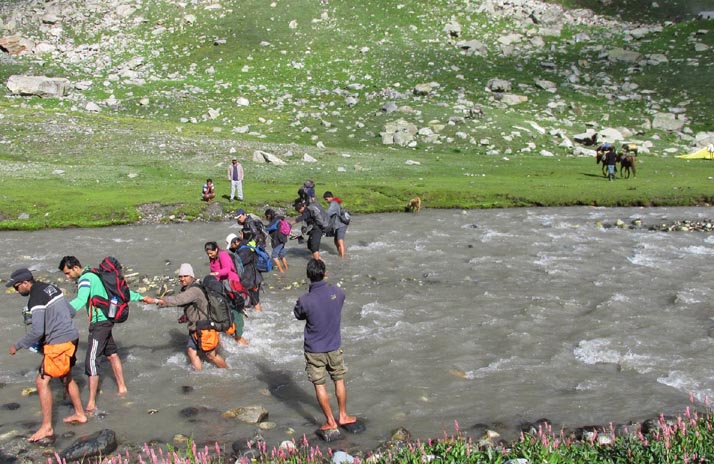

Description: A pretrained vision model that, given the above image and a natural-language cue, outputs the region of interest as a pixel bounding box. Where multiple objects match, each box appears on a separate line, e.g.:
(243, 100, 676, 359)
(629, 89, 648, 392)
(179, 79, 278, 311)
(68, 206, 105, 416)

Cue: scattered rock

(222, 405, 268, 424)
(316, 428, 341, 442)
(60, 429, 117, 462)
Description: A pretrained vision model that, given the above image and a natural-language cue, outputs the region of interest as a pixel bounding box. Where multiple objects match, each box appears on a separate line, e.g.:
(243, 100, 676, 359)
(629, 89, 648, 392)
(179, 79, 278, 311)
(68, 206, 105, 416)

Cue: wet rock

(641, 415, 677, 435)
(572, 425, 604, 441)
(520, 418, 552, 435)
(258, 421, 276, 430)
(316, 428, 341, 442)
(222, 405, 268, 424)
(341, 420, 366, 434)
(180, 385, 193, 394)
(178, 406, 202, 418)
(389, 427, 410, 442)
(60, 429, 117, 462)
(2, 402, 20, 410)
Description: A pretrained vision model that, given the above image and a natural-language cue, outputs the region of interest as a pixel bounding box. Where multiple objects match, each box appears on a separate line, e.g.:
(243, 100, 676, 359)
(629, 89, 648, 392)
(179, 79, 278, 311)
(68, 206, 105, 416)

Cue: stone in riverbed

(222, 405, 268, 424)
(316, 428, 342, 442)
(60, 428, 117, 461)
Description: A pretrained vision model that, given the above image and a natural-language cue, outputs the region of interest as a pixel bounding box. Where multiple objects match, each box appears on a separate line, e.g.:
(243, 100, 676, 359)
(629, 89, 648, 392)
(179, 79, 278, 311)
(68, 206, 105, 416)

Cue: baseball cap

(234, 208, 246, 218)
(5, 268, 33, 287)
(178, 263, 195, 278)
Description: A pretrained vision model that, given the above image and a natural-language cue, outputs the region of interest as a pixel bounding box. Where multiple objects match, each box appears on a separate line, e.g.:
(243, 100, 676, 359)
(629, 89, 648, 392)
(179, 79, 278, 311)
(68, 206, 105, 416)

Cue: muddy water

(1, 207, 713, 455)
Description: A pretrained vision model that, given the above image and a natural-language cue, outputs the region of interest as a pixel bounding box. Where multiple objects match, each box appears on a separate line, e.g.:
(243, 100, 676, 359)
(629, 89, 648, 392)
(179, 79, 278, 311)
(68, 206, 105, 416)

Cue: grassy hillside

(0, 0, 712, 229)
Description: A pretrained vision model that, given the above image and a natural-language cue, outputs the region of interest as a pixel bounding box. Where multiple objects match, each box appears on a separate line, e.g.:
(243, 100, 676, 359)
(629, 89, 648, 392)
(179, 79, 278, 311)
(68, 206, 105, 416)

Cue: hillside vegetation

(0, 0, 712, 229)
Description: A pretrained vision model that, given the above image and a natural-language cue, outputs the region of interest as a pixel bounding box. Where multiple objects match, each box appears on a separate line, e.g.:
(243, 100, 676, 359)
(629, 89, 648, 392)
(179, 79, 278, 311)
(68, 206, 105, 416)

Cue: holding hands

(142, 296, 164, 306)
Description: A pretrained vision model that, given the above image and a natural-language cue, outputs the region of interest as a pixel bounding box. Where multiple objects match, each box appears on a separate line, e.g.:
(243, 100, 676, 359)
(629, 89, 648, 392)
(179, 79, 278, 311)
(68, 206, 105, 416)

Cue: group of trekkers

(596, 142, 638, 181)
(6, 179, 357, 441)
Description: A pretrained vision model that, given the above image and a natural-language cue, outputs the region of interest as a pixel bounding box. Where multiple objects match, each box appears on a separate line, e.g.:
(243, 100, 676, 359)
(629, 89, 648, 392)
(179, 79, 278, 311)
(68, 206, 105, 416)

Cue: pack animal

(617, 152, 637, 179)
(595, 152, 608, 177)
(406, 196, 422, 214)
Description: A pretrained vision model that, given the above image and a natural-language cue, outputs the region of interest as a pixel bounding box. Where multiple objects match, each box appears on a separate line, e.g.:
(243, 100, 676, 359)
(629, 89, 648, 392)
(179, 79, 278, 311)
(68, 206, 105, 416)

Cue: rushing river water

(1, 207, 714, 456)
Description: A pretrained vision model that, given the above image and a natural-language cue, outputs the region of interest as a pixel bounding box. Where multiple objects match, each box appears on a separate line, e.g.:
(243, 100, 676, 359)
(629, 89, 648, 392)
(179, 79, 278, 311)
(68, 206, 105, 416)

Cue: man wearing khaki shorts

(293, 259, 356, 431)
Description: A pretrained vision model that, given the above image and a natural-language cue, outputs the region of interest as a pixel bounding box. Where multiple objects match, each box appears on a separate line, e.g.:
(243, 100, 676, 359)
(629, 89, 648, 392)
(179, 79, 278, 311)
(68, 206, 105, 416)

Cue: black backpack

(227, 249, 244, 275)
(88, 257, 131, 323)
(339, 206, 351, 225)
(194, 276, 234, 332)
(307, 202, 330, 230)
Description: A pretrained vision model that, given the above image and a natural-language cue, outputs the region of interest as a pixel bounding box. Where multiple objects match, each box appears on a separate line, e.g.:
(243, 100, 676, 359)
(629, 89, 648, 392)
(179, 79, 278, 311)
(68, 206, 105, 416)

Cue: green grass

(0, 0, 712, 230)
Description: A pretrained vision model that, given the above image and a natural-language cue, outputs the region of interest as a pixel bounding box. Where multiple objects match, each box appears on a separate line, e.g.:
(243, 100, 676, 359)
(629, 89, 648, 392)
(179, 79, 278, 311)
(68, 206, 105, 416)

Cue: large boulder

(607, 47, 643, 63)
(7, 75, 70, 97)
(381, 119, 418, 146)
(0, 35, 35, 54)
(652, 113, 686, 132)
(487, 78, 512, 93)
(457, 39, 488, 57)
(253, 150, 287, 165)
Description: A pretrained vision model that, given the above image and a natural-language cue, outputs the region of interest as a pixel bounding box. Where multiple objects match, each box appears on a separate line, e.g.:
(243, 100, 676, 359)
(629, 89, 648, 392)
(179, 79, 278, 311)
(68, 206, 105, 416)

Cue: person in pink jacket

(205, 241, 239, 282)
(204, 241, 248, 345)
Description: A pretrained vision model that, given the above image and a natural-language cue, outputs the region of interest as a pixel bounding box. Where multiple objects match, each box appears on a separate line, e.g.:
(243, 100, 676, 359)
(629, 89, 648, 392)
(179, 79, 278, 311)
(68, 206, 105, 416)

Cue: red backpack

(88, 257, 131, 323)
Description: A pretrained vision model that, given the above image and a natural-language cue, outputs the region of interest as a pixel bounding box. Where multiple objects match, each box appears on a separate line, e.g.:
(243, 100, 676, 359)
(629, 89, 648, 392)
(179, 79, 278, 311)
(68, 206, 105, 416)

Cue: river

(1, 207, 713, 457)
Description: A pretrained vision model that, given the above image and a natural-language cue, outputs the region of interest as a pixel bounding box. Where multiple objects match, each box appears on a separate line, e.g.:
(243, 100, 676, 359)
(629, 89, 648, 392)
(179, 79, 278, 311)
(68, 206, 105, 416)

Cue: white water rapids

(1, 206, 713, 454)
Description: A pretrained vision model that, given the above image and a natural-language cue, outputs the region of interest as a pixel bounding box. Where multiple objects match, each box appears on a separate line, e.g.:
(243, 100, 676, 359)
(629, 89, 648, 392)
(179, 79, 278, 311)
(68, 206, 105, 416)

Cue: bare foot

(254, 304, 263, 312)
(63, 413, 88, 425)
(28, 426, 53, 442)
(85, 405, 96, 415)
(234, 336, 249, 346)
(339, 415, 357, 426)
(319, 422, 339, 431)
(117, 387, 128, 396)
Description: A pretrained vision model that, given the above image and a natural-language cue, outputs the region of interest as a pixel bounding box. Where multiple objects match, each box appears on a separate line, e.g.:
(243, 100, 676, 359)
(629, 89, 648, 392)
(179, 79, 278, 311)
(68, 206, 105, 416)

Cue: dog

(406, 196, 422, 214)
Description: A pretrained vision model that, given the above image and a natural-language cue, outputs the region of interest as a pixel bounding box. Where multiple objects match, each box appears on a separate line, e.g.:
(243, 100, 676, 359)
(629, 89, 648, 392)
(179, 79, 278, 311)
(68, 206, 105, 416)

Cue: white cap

(226, 233, 238, 246)
(178, 263, 194, 277)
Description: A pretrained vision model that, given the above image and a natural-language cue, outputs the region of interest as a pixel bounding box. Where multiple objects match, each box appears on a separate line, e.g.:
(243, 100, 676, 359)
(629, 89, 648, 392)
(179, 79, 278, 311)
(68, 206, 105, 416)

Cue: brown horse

(595, 151, 608, 177)
(617, 152, 637, 179)
(595, 151, 607, 176)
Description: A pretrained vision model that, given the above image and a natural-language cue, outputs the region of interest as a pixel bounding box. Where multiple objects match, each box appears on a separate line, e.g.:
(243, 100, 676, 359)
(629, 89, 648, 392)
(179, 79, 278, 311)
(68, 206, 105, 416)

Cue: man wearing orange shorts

(7, 268, 87, 442)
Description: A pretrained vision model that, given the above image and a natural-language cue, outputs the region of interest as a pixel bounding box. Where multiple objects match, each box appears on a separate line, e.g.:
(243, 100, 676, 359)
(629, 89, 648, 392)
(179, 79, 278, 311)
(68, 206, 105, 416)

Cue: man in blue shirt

(293, 259, 356, 431)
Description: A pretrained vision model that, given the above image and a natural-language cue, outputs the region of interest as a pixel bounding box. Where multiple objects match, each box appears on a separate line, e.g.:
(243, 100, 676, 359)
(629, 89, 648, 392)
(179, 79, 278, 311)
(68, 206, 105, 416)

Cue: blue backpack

(255, 245, 273, 273)
(239, 243, 273, 273)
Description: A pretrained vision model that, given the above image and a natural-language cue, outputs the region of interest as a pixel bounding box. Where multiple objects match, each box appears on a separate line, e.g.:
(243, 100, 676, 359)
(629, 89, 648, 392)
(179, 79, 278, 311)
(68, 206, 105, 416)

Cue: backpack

(88, 257, 131, 323)
(307, 202, 330, 230)
(239, 243, 273, 273)
(247, 213, 269, 243)
(339, 206, 351, 225)
(193, 276, 234, 333)
(255, 245, 273, 272)
(279, 218, 292, 236)
(227, 249, 244, 275)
